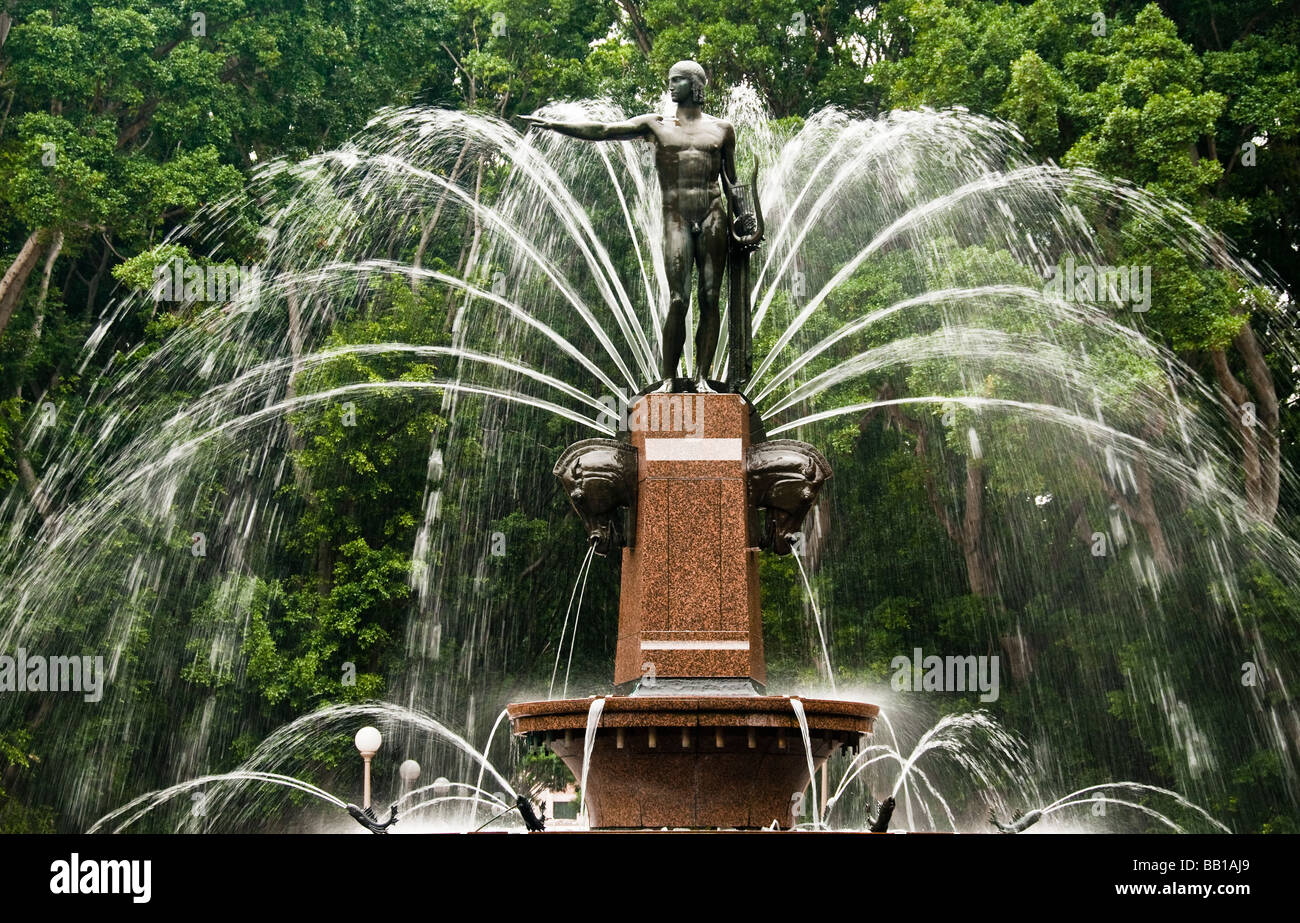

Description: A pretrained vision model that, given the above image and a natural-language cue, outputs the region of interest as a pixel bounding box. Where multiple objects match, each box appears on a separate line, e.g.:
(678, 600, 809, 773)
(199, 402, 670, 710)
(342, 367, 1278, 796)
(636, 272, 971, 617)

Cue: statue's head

(668, 60, 707, 105)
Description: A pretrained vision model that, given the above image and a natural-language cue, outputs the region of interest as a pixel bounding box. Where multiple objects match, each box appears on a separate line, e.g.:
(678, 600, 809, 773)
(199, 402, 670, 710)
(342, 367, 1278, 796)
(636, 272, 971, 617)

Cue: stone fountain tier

(508, 695, 877, 829)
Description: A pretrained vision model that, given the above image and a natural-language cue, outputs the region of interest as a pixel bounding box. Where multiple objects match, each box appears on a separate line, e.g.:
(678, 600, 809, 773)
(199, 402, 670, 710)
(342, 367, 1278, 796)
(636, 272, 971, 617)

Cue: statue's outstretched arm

(522, 113, 656, 142)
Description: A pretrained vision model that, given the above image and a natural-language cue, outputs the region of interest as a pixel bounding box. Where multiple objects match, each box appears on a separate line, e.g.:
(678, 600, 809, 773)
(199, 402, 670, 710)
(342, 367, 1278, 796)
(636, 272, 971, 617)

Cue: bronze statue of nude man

(523, 60, 754, 390)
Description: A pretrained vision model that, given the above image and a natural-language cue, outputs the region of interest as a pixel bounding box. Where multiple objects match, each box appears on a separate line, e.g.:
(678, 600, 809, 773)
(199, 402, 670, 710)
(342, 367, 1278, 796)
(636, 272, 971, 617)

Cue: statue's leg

(661, 213, 692, 381)
(693, 201, 728, 383)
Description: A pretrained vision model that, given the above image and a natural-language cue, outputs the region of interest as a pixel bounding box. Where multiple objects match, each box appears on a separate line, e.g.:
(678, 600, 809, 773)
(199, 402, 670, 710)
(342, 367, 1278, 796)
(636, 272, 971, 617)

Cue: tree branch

(1212, 345, 1267, 519)
(615, 0, 653, 57)
(0, 229, 47, 341)
(1235, 323, 1280, 520)
(116, 98, 160, 149)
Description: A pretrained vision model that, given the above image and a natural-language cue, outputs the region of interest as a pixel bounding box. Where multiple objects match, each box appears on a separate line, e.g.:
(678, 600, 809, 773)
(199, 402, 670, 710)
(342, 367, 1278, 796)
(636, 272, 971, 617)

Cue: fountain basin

(508, 695, 876, 829)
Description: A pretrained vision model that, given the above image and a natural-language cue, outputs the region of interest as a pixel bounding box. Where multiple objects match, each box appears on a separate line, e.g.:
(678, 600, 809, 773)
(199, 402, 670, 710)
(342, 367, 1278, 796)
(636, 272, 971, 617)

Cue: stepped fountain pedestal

(508, 391, 877, 829)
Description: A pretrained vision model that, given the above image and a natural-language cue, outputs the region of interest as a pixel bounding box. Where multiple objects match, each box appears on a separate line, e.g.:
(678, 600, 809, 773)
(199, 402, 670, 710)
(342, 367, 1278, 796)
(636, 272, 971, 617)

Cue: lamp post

(399, 759, 420, 801)
(354, 726, 383, 810)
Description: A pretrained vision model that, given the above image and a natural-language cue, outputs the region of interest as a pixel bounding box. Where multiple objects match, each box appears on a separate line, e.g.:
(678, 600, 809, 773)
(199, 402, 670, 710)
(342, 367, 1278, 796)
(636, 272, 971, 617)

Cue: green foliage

(0, 729, 55, 832)
(515, 745, 574, 794)
(238, 282, 450, 709)
(1, 0, 1297, 833)
(0, 398, 22, 492)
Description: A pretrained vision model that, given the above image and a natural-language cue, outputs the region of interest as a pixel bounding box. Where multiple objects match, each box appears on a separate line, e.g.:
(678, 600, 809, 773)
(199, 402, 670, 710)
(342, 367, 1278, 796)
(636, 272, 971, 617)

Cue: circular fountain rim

(507, 694, 877, 734)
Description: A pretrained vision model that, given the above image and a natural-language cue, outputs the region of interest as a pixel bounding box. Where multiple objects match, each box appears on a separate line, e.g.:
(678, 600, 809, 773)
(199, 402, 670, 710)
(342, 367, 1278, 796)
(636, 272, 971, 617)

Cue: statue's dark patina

(524, 60, 761, 391)
(746, 439, 833, 554)
(553, 438, 638, 556)
(534, 66, 827, 559)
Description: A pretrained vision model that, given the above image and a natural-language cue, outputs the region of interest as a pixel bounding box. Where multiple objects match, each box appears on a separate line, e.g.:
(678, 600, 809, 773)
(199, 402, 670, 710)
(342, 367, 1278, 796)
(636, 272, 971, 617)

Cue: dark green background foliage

(1, 1, 1297, 832)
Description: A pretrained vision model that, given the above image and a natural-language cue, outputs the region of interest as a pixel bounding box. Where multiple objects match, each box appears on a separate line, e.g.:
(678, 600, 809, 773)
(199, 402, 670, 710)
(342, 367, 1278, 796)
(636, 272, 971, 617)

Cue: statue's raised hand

(521, 114, 554, 131)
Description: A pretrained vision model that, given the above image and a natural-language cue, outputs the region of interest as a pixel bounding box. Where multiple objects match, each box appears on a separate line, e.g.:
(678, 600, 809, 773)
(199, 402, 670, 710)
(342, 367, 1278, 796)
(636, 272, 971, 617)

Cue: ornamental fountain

(4, 52, 1295, 834)
(506, 61, 877, 829)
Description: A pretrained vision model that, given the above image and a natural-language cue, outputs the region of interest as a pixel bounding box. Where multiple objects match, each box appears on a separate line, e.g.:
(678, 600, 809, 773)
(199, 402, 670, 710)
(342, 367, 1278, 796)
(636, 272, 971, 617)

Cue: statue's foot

(694, 375, 717, 394)
(652, 378, 675, 393)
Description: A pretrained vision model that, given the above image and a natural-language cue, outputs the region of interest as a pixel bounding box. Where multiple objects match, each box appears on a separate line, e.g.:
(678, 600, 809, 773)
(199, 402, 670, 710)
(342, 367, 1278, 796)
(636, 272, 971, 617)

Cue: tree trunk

(615, 1, 653, 56)
(411, 138, 471, 287)
(84, 235, 112, 316)
(863, 391, 998, 597)
(960, 461, 997, 596)
(1082, 451, 1175, 575)
(1236, 324, 1280, 521)
(0, 230, 47, 340)
(21, 230, 63, 362)
(448, 156, 486, 332)
(1128, 455, 1174, 573)
(115, 97, 159, 149)
(1212, 324, 1279, 522)
(17, 450, 53, 523)
(999, 630, 1035, 682)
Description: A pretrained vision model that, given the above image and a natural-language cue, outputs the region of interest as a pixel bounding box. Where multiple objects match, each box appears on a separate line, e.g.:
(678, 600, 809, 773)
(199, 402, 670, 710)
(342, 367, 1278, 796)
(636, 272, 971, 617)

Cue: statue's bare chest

(653, 119, 728, 155)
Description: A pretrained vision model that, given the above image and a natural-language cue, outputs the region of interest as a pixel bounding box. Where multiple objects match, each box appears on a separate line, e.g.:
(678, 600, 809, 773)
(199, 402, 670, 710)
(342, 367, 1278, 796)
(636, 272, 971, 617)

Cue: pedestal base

(508, 695, 877, 829)
(614, 393, 765, 687)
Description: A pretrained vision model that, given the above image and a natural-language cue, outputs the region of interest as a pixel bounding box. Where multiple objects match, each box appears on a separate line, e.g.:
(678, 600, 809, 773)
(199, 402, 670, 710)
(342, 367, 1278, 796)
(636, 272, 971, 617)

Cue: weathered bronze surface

(726, 169, 763, 391)
(552, 438, 637, 556)
(524, 60, 761, 390)
(746, 439, 833, 555)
